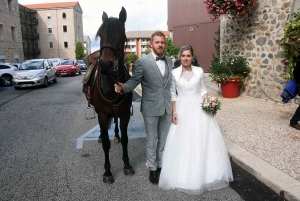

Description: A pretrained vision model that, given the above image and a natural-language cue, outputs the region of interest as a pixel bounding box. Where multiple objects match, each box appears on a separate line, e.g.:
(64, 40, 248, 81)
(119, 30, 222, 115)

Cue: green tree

(125, 53, 139, 65)
(164, 37, 180, 58)
(145, 43, 151, 55)
(75, 42, 85, 60)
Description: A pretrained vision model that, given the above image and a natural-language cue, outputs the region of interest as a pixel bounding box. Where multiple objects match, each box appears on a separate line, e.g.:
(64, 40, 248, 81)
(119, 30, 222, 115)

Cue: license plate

(60, 72, 67, 75)
(22, 84, 32, 87)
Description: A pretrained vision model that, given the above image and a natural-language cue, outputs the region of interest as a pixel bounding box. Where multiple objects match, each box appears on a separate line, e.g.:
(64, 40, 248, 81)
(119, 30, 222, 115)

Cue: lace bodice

(181, 71, 194, 81)
(170, 66, 207, 101)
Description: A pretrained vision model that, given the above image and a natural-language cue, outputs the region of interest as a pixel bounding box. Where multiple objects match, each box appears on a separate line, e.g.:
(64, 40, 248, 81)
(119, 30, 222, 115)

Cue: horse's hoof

(98, 138, 102, 143)
(124, 168, 135, 176)
(103, 176, 114, 184)
(114, 137, 120, 143)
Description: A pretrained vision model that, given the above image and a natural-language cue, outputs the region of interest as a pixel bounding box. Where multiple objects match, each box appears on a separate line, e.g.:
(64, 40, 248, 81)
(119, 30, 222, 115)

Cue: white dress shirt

(152, 52, 165, 76)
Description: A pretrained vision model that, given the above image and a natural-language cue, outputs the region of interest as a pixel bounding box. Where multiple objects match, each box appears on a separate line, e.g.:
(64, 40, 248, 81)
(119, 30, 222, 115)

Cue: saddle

(82, 50, 101, 106)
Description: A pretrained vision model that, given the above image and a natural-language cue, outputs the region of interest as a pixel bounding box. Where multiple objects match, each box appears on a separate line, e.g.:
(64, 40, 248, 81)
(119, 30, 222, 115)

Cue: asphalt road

(0, 73, 282, 201)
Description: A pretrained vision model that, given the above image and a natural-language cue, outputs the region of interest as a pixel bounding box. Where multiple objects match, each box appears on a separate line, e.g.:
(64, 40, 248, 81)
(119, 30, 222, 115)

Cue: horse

(90, 7, 134, 183)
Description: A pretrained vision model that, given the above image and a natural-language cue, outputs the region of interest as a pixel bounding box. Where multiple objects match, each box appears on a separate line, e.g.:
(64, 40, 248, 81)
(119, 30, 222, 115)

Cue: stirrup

(85, 106, 96, 120)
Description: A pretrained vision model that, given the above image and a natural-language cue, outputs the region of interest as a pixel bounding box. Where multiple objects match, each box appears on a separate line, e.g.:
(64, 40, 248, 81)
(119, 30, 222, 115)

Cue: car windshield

(20, 61, 44, 70)
(78, 60, 84, 64)
(60, 60, 74, 65)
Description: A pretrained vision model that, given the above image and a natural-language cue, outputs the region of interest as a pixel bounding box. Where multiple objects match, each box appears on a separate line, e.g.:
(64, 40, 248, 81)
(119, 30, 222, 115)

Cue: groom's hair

(151, 31, 166, 41)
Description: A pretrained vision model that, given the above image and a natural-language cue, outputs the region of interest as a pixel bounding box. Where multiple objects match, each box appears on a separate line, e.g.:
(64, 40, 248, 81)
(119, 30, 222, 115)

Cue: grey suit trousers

(143, 110, 172, 171)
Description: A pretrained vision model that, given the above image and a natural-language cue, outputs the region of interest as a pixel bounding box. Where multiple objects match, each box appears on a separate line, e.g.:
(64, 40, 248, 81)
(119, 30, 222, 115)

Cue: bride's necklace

(181, 70, 194, 81)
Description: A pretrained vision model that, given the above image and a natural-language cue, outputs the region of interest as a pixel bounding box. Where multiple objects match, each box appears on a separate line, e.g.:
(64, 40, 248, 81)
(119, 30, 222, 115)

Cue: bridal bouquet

(201, 96, 221, 116)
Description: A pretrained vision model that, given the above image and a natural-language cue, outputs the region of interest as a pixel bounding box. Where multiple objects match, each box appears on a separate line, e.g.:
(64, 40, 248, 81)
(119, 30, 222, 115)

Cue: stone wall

(0, 0, 24, 63)
(220, 0, 299, 103)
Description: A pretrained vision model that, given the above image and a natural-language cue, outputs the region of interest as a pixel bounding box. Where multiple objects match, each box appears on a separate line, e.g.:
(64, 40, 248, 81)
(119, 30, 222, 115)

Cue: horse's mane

(95, 17, 127, 65)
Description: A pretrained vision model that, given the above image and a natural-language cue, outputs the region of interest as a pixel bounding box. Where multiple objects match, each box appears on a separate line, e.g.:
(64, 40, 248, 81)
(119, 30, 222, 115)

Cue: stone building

(22, 2, 84, 60)
(0, 0, 24, 63)
(220, 0, 300, 102)
(84, 35, 91, 55)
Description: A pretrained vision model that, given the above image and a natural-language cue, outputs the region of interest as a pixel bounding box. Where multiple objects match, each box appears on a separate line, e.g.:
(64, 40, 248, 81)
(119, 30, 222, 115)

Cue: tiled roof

(126, 30, 170, 39)
(23, 2, 78, 9)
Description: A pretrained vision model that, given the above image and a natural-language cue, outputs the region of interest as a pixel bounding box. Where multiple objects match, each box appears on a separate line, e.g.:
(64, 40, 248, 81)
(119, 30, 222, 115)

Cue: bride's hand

(172, 113, 178, 124)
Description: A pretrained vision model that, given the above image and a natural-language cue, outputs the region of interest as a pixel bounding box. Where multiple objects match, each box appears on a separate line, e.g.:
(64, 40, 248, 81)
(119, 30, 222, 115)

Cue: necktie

(156, 56, 165, 61)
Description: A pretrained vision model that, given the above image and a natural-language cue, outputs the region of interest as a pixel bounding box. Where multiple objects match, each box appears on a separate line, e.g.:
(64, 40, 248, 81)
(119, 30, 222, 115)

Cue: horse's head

(96, 7, 127, 76)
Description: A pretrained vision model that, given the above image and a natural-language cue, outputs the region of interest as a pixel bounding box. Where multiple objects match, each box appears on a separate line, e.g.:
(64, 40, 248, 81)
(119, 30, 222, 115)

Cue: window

(33, 29, 37, 35)
(14, 58, 19, 63)
(34, 43, 38, 48)
(49, 42, 53, 48)
(0, 24, 4, 40)
(47, 14, 51, 20)
(48, 28, 52, 34)
(11, 27, 16, 41)
(63, 26, 67, 32)
(64, 42, 68, 48)
(8, 0, 12, 13)
(62, 13, 66, 19)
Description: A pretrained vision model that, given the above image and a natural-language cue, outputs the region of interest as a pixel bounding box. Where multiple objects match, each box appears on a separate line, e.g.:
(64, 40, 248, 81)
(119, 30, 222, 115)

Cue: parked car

(12, 59, 57, 89)
(78, 60, 87, 70)
(56, 60, 81, 76)
(48, 58, 62, 68)
(8, 63, 22, 68)
(0, 63, 18, 86)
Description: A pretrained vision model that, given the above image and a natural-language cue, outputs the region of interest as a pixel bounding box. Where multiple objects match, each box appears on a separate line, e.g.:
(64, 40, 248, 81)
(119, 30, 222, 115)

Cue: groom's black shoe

(149, 171, 159, 184)
(156, 168, 161, 175)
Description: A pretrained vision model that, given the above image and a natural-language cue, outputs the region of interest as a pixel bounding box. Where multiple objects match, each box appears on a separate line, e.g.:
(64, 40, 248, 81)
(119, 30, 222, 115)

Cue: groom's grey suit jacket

(123, 53, 173, 116)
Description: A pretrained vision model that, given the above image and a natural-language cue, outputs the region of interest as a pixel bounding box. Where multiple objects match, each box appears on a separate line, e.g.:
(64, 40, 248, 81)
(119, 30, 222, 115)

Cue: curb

(224, 137, 300, 201)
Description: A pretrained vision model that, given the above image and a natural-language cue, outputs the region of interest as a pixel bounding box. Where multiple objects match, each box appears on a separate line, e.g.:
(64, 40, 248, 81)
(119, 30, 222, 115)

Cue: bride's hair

(178, 45, 194, 58)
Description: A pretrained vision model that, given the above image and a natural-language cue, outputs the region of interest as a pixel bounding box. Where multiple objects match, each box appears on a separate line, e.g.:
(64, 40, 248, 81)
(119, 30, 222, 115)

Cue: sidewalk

(135, 74, 300, 201)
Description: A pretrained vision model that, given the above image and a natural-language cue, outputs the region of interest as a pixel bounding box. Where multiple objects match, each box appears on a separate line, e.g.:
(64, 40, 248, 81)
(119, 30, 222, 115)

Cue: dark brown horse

(92, 7, 134, 183)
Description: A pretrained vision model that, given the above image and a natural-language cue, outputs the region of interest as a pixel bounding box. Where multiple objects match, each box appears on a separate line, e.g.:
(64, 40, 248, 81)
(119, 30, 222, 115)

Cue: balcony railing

(22, 31, 39, 39)
(20, 15, 38, 24)
(23, 48, 41, 55)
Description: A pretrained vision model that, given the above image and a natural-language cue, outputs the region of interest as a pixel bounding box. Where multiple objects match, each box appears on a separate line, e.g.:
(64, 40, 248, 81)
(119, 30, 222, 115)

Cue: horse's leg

(120, 112, 134, 175)
(99, 118, 114, 184)
(114, 122, 121, 143)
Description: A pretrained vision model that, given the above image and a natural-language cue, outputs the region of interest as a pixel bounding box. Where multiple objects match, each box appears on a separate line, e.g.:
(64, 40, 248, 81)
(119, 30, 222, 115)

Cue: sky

(18, 0, 168, 52)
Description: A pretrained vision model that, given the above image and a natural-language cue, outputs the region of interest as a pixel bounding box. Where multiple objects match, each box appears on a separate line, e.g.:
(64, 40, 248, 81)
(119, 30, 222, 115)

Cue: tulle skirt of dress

(158, 94, 234, 194)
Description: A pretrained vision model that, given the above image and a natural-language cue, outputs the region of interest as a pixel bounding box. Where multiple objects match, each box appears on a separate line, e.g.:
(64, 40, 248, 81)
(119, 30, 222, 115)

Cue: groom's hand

(114, 83, 124, 93)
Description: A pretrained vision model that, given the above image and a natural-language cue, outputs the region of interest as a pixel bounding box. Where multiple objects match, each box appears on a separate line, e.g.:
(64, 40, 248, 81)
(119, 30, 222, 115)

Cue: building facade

(125, 30, 170, 58)
(167, 0, 219, 72)
(19, 4, 40, 60)
(0, 0, 24, 63)
(84, 35, 91, 55)
(23, 2, 84, 60)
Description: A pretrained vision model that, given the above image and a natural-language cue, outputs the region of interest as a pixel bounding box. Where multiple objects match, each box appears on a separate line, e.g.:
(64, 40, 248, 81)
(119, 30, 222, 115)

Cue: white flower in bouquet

(201, 96, 221, 116)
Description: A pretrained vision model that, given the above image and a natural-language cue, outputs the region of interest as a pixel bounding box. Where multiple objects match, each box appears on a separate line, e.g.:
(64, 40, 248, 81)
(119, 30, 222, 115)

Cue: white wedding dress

(158, 66, 233, 194)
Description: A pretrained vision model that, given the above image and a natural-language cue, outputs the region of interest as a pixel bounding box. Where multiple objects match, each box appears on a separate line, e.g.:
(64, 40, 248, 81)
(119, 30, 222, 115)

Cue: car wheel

(74, 71, 77, 76)
(14, 86, 20, 90)
(43, 77, 48, 87)
(79, 70, 82, 75)
(53, 75, 57, 83)
(2, 75, 12, 86)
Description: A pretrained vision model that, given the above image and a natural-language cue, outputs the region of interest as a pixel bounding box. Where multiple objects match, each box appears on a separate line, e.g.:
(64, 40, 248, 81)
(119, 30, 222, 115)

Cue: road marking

(76, 102, 146, 149)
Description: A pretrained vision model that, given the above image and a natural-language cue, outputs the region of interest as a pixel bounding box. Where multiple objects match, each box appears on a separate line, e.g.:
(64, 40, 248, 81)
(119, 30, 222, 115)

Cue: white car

(48, 58, 62, 68)
(12, 59, 57, 89)
(0, 63, 18, 86)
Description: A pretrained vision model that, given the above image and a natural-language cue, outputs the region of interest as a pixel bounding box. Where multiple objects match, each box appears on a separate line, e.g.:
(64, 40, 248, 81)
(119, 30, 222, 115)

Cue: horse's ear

(102, 11, 108, 22)
(119, 7, 127, 24)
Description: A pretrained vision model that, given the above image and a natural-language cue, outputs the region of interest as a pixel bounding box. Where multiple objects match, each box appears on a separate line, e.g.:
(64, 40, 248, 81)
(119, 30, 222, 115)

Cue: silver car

(13, 59, 57, 89)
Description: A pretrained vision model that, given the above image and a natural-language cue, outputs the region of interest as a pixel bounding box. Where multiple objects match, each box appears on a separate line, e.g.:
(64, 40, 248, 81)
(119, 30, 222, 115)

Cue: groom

(115, 31, 173, 184)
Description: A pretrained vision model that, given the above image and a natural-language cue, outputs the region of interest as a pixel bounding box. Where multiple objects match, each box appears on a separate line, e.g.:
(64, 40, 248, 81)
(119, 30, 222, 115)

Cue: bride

(158, 45, 233, 194)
